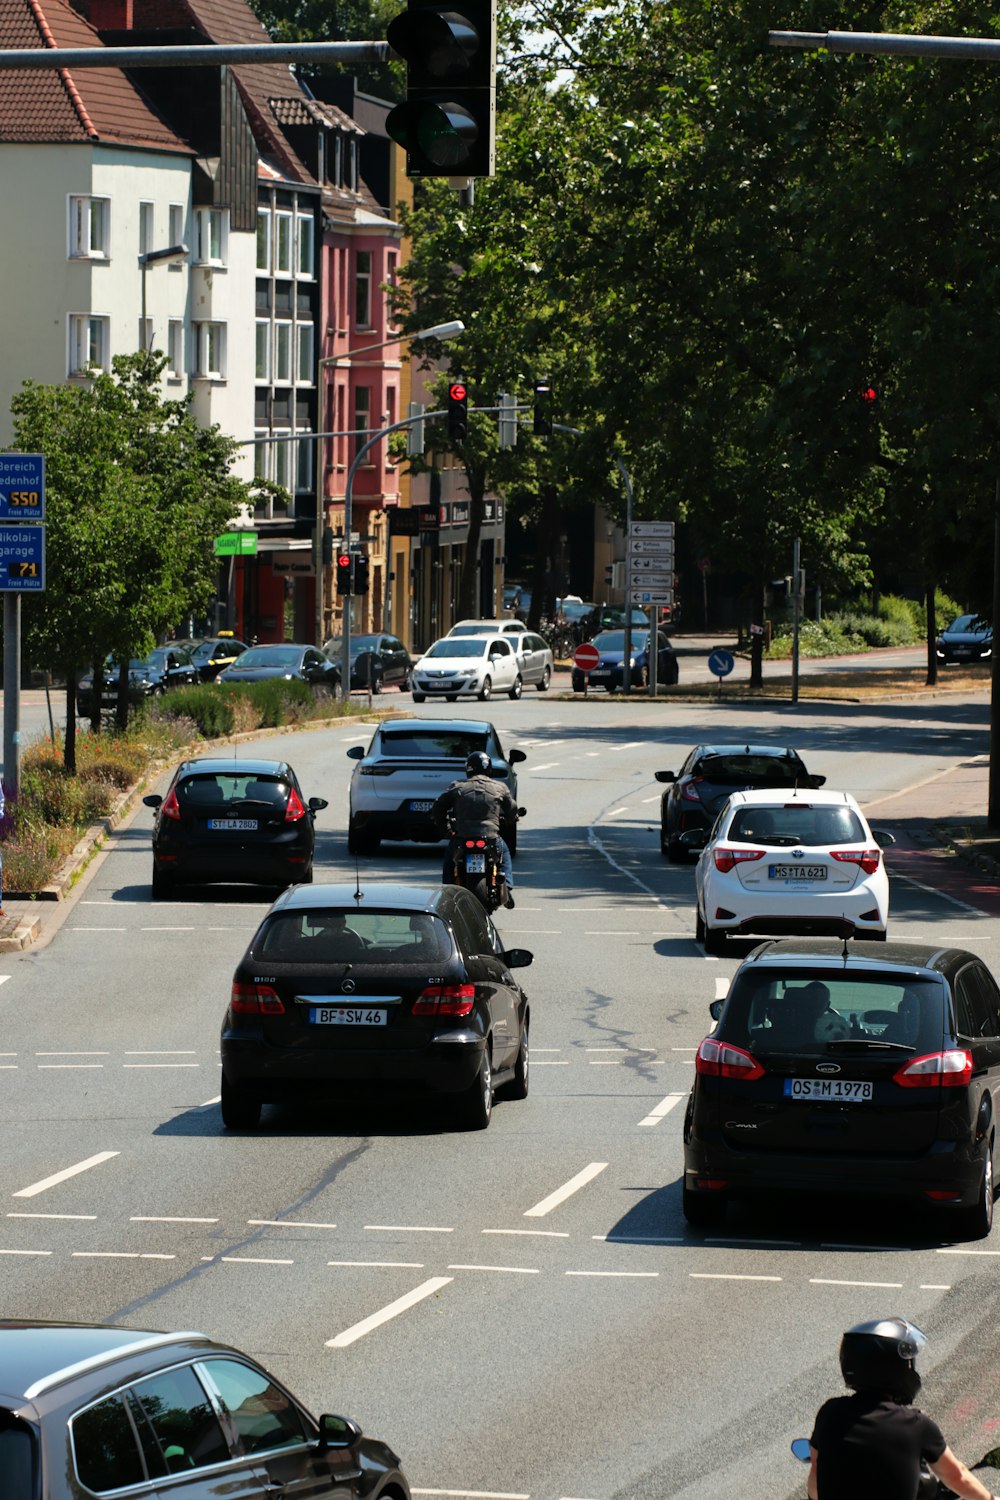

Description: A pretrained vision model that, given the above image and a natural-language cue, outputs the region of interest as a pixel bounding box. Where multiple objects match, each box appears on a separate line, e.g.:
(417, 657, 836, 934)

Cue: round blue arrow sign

(708, 648, 735, 678)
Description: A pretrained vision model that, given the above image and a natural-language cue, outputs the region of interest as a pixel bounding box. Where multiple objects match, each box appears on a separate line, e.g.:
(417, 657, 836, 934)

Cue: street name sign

(0, 453, 44, 521)
(628, 537, 674, 557)
(0, 524, 45, 590)
(630, 521, 674, 538)
(637, 589, 674, 606)
(629, 568, 673, 591)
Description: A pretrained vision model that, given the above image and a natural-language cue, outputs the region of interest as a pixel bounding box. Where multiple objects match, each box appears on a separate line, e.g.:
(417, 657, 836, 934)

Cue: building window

(386, 386, 397, 442)
(255, 321, 271, 381)
(193, 320, 226, 378)
(355, 251, 372, 328)
(256, 210, 271, 272)
(338, 247, 348, 328)
(69, 196, 110, 259)
(295, 433, 313, 491)
(274, 212, 293, 275)
(168, 202, 185, 247)
(167, 320, 184, 379)
(296, 214, 314, 277)
(194, 208, 226, 266)
(139, 201, 154, 256)
(274, 432, 292, 491)
(69, 314, 110, 374)
(274, 321, 292, 383)
(296, 323, 313, 383)
(354, 386, 371, 457)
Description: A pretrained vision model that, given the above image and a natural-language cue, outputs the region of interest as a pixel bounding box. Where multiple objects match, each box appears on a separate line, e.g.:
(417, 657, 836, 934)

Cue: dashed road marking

(13, 1151, 119, 1199)
(365, 1224, 454, 1234)
(447, 1264, 540, 1275)
(328, 1260, 424, 1269)
(690, 1273, 782, 1282)
(566, 1270, 658, 1278)
(524, 1163, 608, 1219)
(326, 1275, 453, 1348)
(810, 1278, 903, 1289)
(638, 1093, 686, 1127)
(248, 1219, 337, 1229)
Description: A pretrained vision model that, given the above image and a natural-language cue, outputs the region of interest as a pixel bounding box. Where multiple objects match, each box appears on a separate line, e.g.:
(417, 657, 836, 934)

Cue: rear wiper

(824, 1039, 915, 1052)
(762, 835, 804, 846)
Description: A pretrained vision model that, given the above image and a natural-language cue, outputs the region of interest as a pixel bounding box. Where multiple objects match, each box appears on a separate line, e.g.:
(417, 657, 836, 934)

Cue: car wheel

(537, 665, 551, 691)
(412, 693, 426, 703)
(458, 1047, 493, 1130)
(299, 865, 314, 884)
(508, 674, 523, 700)
(704, 925, 727, 956)
(478, 675, 493, 702)
(695, 907, 706, 943)
(666, 834, 687, 864)
(446, 695, 459, 702)
(961, 1139, 995, 1240)
(507, 1017, 529, 1099)
(400, 669, 411, 692)
(371, 672, 384, 695)
(682, 1182, 727, 1227)
(866, 927, 888, 941)
(151, 867, 173, 899)
(221, 1073, 262, 1131)
(506, 821, 517, 857)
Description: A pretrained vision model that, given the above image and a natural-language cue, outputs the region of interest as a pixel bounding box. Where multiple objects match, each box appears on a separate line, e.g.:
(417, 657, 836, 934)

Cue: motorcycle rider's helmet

(466, 751, 492, 776)
(839, 1317, 926, 1403)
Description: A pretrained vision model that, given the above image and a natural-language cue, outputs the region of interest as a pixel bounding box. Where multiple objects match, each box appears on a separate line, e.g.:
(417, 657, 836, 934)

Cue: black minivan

(682, 938, 1000, 1238)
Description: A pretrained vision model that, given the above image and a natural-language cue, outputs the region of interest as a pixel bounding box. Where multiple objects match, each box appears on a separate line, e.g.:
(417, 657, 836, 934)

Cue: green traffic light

(387, 100, 478, 168)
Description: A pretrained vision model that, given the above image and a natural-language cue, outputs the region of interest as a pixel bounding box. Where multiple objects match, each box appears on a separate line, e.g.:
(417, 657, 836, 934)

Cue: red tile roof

(0, 0, 193, 149)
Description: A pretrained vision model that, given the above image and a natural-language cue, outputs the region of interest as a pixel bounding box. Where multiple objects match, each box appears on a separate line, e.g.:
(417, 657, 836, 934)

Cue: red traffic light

(337, 553, 351, 567)
(449, 382, 467, 402)
(861, 386, 878, 404)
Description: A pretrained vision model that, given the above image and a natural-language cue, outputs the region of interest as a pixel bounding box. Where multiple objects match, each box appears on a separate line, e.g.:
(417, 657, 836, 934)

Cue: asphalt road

(3, 690, 1000, 1500)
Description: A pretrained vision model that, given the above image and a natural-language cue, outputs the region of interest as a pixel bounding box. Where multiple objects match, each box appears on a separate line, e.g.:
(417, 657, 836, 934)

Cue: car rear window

(254, 910, 453, 964)
(727, 804, 864, 845)
(699, 754, 804, 786)
(719, 970, 947, 1056)
(178, 774, 287, 809)
(378, 730, 488, 759)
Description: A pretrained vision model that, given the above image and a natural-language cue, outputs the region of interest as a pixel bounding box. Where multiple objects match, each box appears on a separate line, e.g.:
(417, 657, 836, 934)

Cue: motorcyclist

(433, 751, 517, 908)
(807, 1317, 998, 1500)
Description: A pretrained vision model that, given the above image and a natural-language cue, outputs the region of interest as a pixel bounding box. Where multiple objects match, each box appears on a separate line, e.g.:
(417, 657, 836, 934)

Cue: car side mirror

(317, 1414, 363, 1450)
(346, 746, 365, 760)
(802, 774, 827, 789)
(709, 999, 724, 1021)
(654, 771, 676, 783)
(508, 749, 526, 764)
(680, 828, 709, 850)
(504, 948, 533, 969)
(309, 798, 329, 812)
(143, 795, 163, 808)
(871, 828, 896, 847)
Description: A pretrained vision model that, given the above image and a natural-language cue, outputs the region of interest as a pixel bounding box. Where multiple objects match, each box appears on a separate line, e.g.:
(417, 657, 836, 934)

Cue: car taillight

(284, 787, 306, 822)
(161, 787, 181, 820)
(413, 984, 476, 1017)
(892, 1050, 973, 1088)
(832, 848, 881, 875)
(682, 779, 703, 801)
(713, 848, 766, 874)
(695, 1037, 765, 1080)
(230, 983, 285, 1015)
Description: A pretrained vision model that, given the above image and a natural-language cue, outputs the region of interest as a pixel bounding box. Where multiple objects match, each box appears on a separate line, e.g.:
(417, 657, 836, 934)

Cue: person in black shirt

(808, 1318, 997, 1500)
(434, 751, 517, 907)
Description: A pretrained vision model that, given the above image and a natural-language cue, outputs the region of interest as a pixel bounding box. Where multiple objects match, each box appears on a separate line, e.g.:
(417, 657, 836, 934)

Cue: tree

(9, 353, 260, 769)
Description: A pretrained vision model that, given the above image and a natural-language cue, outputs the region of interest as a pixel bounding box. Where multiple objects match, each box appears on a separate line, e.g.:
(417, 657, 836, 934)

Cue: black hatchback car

(682, 938, 1000, 1238)
(0, 1320, 410, 1500)
(655, 743, 824, 861)
(77, 648, 200, 716)
(217, 644, 341, 695)
(221, 882, 533, 1131)
(143, 757, 328, 897)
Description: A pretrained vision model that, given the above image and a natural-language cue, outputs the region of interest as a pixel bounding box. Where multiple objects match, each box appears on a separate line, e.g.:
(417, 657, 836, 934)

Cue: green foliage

(152, 678, 335, 738)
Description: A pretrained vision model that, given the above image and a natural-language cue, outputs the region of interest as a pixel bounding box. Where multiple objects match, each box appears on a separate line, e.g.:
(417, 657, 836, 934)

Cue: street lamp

(138, 243, 188, 350)
(313, 318, 465, 653)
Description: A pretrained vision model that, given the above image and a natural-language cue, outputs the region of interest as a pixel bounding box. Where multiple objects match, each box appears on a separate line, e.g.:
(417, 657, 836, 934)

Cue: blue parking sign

(0, 525, 45, 591)
(0, 454, 44, 521)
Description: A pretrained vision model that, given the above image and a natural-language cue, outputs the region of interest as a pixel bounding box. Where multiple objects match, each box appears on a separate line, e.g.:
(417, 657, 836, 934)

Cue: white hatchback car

(448, 618, 528, 638)
(690, 788, 894, 953)
(411, 633, 523, 701)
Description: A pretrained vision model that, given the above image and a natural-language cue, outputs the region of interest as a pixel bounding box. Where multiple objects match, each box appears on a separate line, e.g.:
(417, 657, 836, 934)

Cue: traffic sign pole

(0, 455, 46, 797)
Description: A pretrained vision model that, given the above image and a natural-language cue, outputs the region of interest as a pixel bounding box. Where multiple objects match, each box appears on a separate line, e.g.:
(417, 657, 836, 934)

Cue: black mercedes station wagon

(0, 1320, 410, 1500)
(682, 938, 1000, 1238)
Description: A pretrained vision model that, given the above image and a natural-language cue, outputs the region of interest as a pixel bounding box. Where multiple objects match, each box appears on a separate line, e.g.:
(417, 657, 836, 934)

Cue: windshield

(700, 754, 804, 786)
(593, 631, 649, 653)
(948, 614, 987, 633)
(235, 647, 300, 669)
(718, 970, 947, 1057)
(254, 909, 453, 963)
(426, 638, 489, 658)
(378, 729, 489, 759)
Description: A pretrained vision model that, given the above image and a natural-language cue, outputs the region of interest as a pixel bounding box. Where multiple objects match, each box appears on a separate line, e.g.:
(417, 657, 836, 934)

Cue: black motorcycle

(447, 808, 525, 913)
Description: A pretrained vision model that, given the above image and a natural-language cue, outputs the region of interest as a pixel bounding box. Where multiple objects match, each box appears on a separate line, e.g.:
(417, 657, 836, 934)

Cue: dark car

(570, 628, 679, 692)
(77, 647, 199, 716)
(346, 717, 526, 855)
(189, 633, 248, 679)
(0, 1319, 410, 1500)
(936, 613, 992, 665)
(655, 743, 825, 862)
(323, 632, 412, 693)
(221, 882, 532, 1130)
(143, 756, 327, 897)
(217, 643, 341, 695)
(682, 937, 1000, 1238)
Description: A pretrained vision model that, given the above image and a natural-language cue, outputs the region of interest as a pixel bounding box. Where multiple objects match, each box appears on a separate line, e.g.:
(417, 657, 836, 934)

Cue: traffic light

(533, 379, 552, 436)
(385, 0, 496, 179)
(354, 554, 371, 595)
(336, 552, 353, 596)
(447, 378, 468, 442)
(861, 384, 879, 415)
(321, 527, 334, 565)
(604, 562, 615, 589)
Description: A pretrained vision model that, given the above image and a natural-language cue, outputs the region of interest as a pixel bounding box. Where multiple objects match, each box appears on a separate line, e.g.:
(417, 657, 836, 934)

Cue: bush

(152, 678, 338, 738)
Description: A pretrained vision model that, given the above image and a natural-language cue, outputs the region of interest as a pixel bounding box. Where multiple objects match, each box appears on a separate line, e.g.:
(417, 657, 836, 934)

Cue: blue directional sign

(0, 453, 45, 521)
(708, 648, 735, 679)
(0, 525, 45, 591)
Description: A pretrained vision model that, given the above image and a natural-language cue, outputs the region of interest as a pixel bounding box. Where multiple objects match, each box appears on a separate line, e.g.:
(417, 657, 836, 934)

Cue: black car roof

(178, 757, 293, 777)
(0, 1322, 208, 1404)
(269, 882, 463, 915)
(741, 937, 967, 976)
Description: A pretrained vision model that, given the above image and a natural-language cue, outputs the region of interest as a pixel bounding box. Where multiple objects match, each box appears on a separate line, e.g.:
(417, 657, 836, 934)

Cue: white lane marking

(141, 926, 196, 932)
(671, 1047, 698, 1053)
(705, 1238, 800, 1247)
(533, 1049, 562, 1053)
(810, 1279, 904, 1288)
(0, 1248, 52, 1256)
(566, 1270, 659, 1278)
(38, 1065, 103, 1070)
(131, 1216, 219, 1224)
(200, 1095, 222, 1107)
(524, 1162, 608, 1219)
(590, 1061, 621, 1066)
(937, 1247, 1000, 1256)
(607, 807, 630, 816)
(638, 1093, 686, 1127)
(618, 742, 643, 750)
(920, 1284, 952, 1290)
(249, 1220, 337, 1229)
(72, 1252, 176, 1260)
(329, 1260, 424, 1269)
(715, 977, 730, 1000)
(326, 1275, 453, 1348)
(585, 751, 599, 757)
(583, 930, 640, 936)
(532, 1060, 569, 1066)
(8, 1213, 96, 1220)
(504, 930, 563, 935)
(641, 796, 659, 803)
(482, 1229, 570, 1238)
(218, 1256, 295, 1265)
(824, 1243, 922, 1252)
(124, 1051, 197, 1056)
(365, 1224, 454, 1233)
(447, 1264, 540, 1275)
(596, 1235, 682, 1244)
(36, 1051, 109, 1056)
(14, 1151, 119, 1199)
(82, 900, 139, 905)
(0, 1066, 15, 1070)
(413, 1490, 529, 1499)
(532, 763, 560, 771)
(68, 927, 128, 932)
(124, 1064, 200, 1069)
(0, 977, 11, 985)
(690, 1273, 782, 1282)
(586, 1048, 630, 1053)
